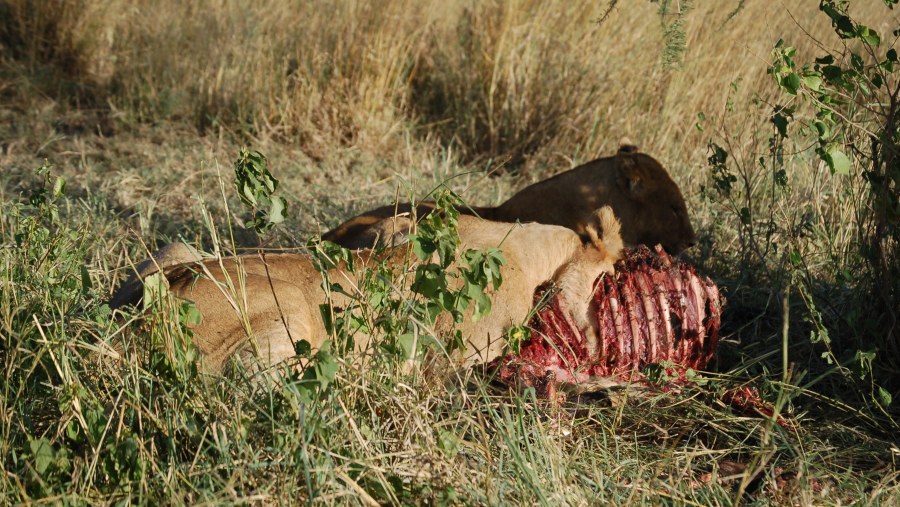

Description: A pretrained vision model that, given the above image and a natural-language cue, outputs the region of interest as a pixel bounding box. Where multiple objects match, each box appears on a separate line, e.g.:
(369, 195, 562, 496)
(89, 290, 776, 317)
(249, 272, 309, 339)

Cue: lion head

(608, 145, 697, 254)
(494, 141, 697, 254)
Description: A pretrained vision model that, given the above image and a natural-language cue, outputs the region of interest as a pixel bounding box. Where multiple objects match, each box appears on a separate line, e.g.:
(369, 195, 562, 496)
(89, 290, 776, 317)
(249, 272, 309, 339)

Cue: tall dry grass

(3, 1, 892, 171)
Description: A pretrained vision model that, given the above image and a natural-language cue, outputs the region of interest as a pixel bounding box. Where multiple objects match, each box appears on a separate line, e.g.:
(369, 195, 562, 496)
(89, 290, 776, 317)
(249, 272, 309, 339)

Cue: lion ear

(616, 155, 647, 196)
(617, 138, 639, 154)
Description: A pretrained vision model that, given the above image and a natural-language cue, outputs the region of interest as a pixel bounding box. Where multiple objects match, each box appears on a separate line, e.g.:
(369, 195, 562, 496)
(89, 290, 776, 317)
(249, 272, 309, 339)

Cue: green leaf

(30, 438, 54, 475)
(812, 119, 829, 140)
(181, 302, 203, 326)
(314, 343, 338, 386)
(820, 2, 855, 38)
(295, 381, 316, 405)
(52, 176, 66, 198)
(80, 265, 92, 293)
(485, 249, 506, 289)
(437, 430, 461, 457)
(857, 25, 881, 46)
(398, 333, 416, 359)
(65, 419, 80, 441)
(412, 266, 444, 298)
(772, 112, 790, 137)
(450, 291, 468, 320)
(774, 169, 788, 189)
(268, 196, 287, 225)
(821, 65, 843, 83)
(826, 146, 852, 175)
(878, 386, 893, 406)
(781, 73, 801, 95)
(424, 301, 442, 324)
(348, 313, 370, 335)
(802, 74, 822, 91)
(241, 182, 257, 205)
(142, 272, 168, 310)
(407, 233, 431, 261)
(233, 148, 288, 234)
(505, 325, 528, 354)
(468, 283, 492, 321)
(294, 340, 312, 357)
(319, 303, 336, 335)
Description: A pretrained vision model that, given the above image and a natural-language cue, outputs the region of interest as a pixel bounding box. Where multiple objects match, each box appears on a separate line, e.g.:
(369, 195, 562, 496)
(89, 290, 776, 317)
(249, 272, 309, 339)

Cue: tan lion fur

(112, 209, 623, 374)
(553, 207, 623, 356)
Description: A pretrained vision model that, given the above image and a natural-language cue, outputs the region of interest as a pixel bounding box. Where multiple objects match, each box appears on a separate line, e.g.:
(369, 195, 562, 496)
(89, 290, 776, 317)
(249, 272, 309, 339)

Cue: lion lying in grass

(111, 208, 623, 374)
(324, 142, 696, 255)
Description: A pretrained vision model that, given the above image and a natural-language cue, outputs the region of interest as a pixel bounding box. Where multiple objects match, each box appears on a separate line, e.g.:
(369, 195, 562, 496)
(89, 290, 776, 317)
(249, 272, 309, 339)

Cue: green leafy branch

(233, 148, 288, 234)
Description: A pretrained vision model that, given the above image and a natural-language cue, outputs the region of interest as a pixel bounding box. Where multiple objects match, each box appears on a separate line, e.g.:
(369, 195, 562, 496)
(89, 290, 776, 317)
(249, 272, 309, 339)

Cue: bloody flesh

(495, 245, 723, 389)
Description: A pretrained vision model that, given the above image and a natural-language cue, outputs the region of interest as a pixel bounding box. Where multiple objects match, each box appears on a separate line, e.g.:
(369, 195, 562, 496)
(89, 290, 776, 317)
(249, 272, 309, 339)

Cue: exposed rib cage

(495, 245, 723, 389)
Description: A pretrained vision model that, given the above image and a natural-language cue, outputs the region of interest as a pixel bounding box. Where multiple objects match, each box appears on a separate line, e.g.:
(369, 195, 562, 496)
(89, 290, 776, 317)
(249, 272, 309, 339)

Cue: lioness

(323, 142, 696, 254)
(111, 208, 623, 374)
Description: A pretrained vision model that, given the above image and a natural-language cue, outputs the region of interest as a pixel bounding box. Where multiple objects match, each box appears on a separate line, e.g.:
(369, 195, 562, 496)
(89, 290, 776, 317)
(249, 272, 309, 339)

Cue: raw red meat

(494, 245, 723, 391)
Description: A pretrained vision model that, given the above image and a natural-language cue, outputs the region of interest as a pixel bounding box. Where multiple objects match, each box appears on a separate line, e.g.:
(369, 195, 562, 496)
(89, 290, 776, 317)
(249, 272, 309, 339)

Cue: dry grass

(2, 0, 900, 504)
(5, 1, 894, 224)
(5, 1, 893, 168)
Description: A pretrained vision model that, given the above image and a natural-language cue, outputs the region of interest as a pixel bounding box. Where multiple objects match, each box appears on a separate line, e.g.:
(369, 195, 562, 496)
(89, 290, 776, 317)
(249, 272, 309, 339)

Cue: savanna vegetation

(1, 0, 899, 504)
